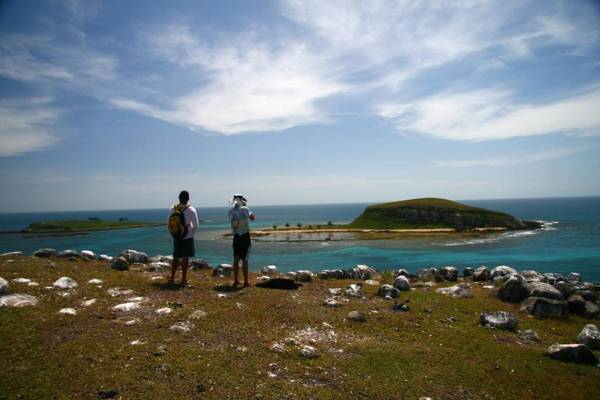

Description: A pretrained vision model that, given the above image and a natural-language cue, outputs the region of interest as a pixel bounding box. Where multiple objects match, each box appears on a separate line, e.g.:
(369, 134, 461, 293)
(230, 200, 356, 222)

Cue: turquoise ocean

(1, 197, 599, 281)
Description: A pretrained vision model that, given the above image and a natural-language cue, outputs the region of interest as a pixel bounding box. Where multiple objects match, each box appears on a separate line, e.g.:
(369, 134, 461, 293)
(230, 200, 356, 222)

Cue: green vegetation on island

(24, 219, 162, 233)
(349, 198, 541, 230)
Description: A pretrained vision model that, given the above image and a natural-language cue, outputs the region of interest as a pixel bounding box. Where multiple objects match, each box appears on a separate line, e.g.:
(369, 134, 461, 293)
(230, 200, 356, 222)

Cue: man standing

(167, 190, 199, 285)
(228, 194, 255, 287)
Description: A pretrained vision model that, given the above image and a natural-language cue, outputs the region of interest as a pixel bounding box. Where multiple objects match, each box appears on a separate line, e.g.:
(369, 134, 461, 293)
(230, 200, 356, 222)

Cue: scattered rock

(57, 250, 82, 259)
(190, 259, 211, 269)
(0, 277, 8, 295)
(53, 277, 78, 290)
(392, 302, 410, 312)
(520, 297, 568, 319)
(328, 288, 342, 296)
(416, 267, 438, 282)
(521, 270, 544, 282)
(462, 267, 474, 278)
(12, 278, 31, 284)
(170, 321, 195, 333)
(0, 251, 23, 257)
(98, 388, 118, 399)
(80, 250, 96, 260)
(118, 249, 149, 264)
(393, 268, 410, 278)
(344, 284, 362, 297)
(81, 299, 97, 307)
(300, 345, 318, 359)
(323, 297, 343, 308)
(33, 248, 57, 258)
(99, 254, 113, 262)
(393, 275, 411, 291)
(584, 301, 600, 319)
(543, 273, 565, 285)
(568, 272, 582, 283)
(146, 262, 170, 272)
(261, 265, 278, 275)
(436, 283, 472, 298)
(364, 279, 380, 286)
(351, 265, 378, 280)
(378, 284, 400, 298)
(59, 308, 77, 315)
(473, 266, 491, 282)
(0, 294, 39, 307)
(527, 281, 564, 300)
(498, 274, 530, 302)
(212, 264, 233, 277)
(107, 288, 134, 297)
(490, 265, 518, 279)
(112, 302, 141, 312)
(156, 307, 173, 315)
(270, 342, 286, 353)
(480, 311, 518, 331)
(545, 343, 598, 365)
(189, 310, 208, 320)
(111, 256, 129, 271)
(346, 310, 366, 322)
(520, 329, 541, 342)
(441, 266, 458, 282)
(577, 324, 600, 350)
(88, 279, 103, 285)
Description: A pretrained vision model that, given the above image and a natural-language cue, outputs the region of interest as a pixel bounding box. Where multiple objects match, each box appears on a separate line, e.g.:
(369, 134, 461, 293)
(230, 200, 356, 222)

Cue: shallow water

(1, 197, 599, 281)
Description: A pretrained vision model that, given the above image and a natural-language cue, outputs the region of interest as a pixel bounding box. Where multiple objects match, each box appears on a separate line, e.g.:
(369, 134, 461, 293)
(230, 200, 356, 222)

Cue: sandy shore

(252, 227, 508, 235)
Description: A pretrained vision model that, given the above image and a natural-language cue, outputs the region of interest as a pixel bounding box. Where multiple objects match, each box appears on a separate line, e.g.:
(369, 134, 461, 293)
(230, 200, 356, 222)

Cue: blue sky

(0, 0, 599, 212)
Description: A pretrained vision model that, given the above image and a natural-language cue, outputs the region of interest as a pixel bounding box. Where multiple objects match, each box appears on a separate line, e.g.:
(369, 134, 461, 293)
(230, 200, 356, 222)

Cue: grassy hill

(25, 219, 161, 233)
(349, 198, 536, 230)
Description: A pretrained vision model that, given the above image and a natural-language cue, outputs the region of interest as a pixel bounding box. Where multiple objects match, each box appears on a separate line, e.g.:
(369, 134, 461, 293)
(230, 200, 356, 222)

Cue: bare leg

(181, 257, 189, 284)
(242, 259, 249, 287)
(232, 256, 241, 286)
(169, 258, 179, 283)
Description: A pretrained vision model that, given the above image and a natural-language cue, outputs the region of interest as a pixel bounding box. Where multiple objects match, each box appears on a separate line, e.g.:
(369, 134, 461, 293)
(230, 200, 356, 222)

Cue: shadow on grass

(213, 284, 245, 293)
(151, 282, 187, 291)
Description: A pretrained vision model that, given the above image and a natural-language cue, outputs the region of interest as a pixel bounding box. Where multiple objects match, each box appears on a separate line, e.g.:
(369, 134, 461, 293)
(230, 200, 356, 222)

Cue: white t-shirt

(168, 204, 199, 240)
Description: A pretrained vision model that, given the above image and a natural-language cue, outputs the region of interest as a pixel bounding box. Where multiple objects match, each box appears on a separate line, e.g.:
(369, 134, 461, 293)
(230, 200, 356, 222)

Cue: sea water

(0, 197, 599, 281)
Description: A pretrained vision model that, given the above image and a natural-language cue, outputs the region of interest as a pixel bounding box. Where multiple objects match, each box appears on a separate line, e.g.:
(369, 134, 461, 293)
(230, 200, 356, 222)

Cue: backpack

(168, 204, 188, 240)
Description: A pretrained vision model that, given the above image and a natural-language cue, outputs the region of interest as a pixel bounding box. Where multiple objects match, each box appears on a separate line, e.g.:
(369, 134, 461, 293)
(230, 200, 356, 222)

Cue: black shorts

(173, 238, 195, 259)
(233, 233, 251, 260)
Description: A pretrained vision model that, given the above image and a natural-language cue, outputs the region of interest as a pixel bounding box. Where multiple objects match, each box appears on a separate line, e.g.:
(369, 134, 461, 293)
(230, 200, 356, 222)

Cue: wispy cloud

(0, 97, 60, 156)
(376, 87, 600, 141)
(436, 146, 591, 168)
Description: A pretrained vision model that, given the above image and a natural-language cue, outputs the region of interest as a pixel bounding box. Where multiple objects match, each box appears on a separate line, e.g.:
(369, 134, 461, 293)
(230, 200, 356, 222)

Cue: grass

(24, 220, 162, 233)
(0, 256, 599, 399)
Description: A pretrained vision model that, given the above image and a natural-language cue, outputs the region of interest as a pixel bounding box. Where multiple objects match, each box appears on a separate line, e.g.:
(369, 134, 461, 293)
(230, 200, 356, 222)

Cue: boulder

(53, 277, 78, 290)
(584, 301, 600, 319)
(527, 281, 564, 300)
(80, 250, 96, 260)
(554, 280, 577, 298)
(490, 266, 517, 279)
(577, 324, 600, 350)
(295, 270, 313, 283)
(462, 267, 474, 278)
(436, 283, 472, 298)
(112, 302, 142, 312)
(323, 297, 343, 308)
(393, 275, 411, 291)
(0, 278, 9, 295)
(520, 297, 568, 319)
(170, 321, 195, 333)
(393, 268, 411, 278)
(0, 251, 23, 257)
(261, 265, 278, 275)
(88, 278, 103, 285)
(441, 266, 458, 282)
(212, 264, 233, 277)
(567, 272, 582, 283)
(416, 267, 442, 282)
(300, 345, 318, 359)
(378, 284, 400, 298)
(472, 267, 490, 282)
(480, 311, 518, 331)
(118, 249, 149, 264)
(545, 344, 597, 365)
(0, 294, 38, 307)
(111, 256, 129, 271)
(345, 284, 362, 297)
(573, 289, 597, 302)
(33, 248, 57, 258)
(147, 262, 170, 271)
(521, 270, 544, 282)
(567, 294, 587, 316)
(59, 308, 77, 315)
(351, 265, 378, 280)
(346, 310, 366, 322)
(57, 250, 82, 259)
(520, 329, 541, 342)
(98, 254, 113, 262)
(498, 274, 530, 302)
(190, 259, 211, 269)
(543, 273, 565, 285)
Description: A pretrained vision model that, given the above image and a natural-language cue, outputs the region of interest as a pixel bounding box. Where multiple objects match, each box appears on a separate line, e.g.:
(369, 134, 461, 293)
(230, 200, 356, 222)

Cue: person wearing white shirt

(167, 190, 199, 285)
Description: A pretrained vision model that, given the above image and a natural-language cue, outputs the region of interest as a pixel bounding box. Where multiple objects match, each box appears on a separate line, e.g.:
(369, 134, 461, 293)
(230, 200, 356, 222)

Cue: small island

(22, 218, 162, 234)
(253, 198, 542, 241)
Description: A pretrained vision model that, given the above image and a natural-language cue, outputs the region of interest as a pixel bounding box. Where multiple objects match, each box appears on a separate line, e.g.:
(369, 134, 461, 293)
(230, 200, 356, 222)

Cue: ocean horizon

(1, 196, 599, 281)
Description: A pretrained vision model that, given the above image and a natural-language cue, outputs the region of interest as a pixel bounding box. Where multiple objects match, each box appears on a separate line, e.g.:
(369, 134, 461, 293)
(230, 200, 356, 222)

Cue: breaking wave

(439, 221, 559, 247)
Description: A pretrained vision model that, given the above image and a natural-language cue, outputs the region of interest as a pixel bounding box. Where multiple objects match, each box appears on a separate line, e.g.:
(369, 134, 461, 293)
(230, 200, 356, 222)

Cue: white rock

(345, 284, 362, 297)
(126, 296, 147, 303)
(270, 342, 286, 353)
(0, 294, 38, 307)
(53, 277, 78, 290)
(300, 345, 318, 359)
(12, 278, 31, 284)
(156, 307, 173, 315)
(80, 250, 96, 260)
(59, 308, 77, 315)
(189, 310, 208, 320)
(328, 288, 342, 296)
(112, 302, 141, 312)
(107, 288, 133, 297)
(0, 251, 23, 257)
(323, 297, 343, 308)
(129, 340, 144, 346)
(87, 279, 103, 285)
(217, 293, 228, 299)
(170, 321, 195, 333)
(99, 254, 113, 262)
(261, 265, 278, 275)
(81, 299, 97, 307)
(27, 281, 39, 286)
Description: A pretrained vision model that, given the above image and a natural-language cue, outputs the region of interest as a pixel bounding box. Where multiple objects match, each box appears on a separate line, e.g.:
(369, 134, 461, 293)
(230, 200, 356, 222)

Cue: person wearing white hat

(228, 194, 255, 287)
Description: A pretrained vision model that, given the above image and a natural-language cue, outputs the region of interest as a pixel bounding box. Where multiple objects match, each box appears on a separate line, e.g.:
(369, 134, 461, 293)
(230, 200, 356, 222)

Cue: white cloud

(436, 146, 590, 168)
(376, 87, 600, 141)
(0, 98, 60, 156)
